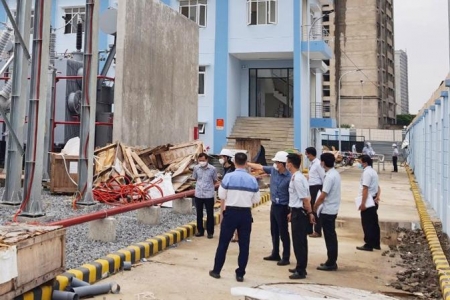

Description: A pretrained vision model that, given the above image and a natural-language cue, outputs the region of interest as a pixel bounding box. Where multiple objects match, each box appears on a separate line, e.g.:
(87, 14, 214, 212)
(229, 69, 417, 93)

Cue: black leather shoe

(289, 268, 307, 275)
(195, 232, 204, 237)
(236, 275, 244, 282)
(356, 245, 373, 252)
(263, 255, 281, 261)
(207, 234, 213, 239)
(289, 271, 306, 279)
(374, 246, 381, 250)
(317, 264, 338, 271)
(277, 259, 290, 266)
(209, 270, 220, 279)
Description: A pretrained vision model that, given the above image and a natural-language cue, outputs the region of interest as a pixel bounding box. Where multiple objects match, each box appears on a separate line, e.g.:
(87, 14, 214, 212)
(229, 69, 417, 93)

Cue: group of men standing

(193, 146, 381, 282)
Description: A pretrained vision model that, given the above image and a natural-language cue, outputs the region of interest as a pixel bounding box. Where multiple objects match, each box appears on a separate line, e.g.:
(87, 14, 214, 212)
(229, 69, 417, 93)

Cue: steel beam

(20, 0, 51, 217)
(76, 0, 99, 205)
(1, 0, 32, 205)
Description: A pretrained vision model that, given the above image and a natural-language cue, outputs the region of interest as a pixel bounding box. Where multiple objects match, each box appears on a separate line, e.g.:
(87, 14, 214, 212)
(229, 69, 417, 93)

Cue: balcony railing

(311, 102, 335, 119)
(302, 25, 330, 44)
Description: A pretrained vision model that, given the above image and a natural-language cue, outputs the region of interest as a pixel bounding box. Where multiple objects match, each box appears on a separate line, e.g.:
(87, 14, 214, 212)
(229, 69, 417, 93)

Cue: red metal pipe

(54, 121, 113, 126)
(47, 189, 196, 228)
(56, 75, 115, 81)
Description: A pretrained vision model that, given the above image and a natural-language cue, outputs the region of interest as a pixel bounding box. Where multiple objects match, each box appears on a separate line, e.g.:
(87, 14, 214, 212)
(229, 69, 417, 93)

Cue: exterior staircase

(227, 117, 295, 163)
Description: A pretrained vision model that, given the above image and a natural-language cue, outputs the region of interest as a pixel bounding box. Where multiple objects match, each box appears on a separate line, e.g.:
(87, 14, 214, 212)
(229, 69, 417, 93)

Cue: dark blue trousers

(212, 208, 252, 277)
(270, 204, 291, 260)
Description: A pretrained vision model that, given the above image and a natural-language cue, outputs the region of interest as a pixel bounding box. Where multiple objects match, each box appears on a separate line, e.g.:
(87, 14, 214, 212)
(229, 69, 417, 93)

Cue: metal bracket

(0, 0, 31, 60)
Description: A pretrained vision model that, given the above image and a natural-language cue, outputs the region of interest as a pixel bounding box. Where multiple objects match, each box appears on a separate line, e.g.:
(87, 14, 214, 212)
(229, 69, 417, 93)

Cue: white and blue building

(1, 0, 336, 153)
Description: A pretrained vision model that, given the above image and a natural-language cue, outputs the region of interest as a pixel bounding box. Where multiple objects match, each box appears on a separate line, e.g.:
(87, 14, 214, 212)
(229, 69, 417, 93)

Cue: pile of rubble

(385, 228, 441, 299)
(91, 140, 204, 204)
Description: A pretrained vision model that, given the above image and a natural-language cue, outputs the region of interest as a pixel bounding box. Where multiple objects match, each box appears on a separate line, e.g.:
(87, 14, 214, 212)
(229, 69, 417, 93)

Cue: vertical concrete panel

(114, 0, 198, 146)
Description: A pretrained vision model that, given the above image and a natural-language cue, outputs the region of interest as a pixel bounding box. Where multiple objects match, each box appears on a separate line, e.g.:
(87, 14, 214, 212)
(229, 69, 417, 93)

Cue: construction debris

(90, 140, 204, 204)
(322, 146, 343, 163)
(0, 223, 62, 245)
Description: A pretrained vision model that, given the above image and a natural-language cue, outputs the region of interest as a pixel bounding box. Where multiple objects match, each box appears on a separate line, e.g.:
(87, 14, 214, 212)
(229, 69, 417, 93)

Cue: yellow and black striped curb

(16, 192, 271, 300)
(406, 167, 450, 300)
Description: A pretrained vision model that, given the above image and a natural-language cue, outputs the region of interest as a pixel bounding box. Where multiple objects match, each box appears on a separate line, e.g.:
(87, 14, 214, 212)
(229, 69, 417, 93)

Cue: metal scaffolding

(20, 0, 51, 217)
(76, 0, 99, 205)
(0, 0, 32, 205)
(0, 0, 102, 214)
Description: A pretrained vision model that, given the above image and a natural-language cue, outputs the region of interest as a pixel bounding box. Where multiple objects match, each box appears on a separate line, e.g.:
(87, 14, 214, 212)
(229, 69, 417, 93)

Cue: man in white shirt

(392, 144, 399, 172)
(313, 153, 341, 271)
(305, 147, 325, 237)
(286, 153, 314, 279)
(356, 155, 381, 252)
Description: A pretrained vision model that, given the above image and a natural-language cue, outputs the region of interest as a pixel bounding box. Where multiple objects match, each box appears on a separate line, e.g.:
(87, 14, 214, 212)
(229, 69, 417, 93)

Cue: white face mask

(199, 161, 207, 167)
(273, 163, 279, 171)
(219, 158, 225, 165)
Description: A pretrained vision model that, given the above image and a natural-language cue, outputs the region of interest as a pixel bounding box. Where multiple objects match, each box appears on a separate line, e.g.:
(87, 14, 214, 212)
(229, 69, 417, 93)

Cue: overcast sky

(394, 0, 449, 114)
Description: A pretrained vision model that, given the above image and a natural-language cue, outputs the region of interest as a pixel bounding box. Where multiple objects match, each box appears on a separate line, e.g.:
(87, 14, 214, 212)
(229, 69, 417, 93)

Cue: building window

(199, 66, 205, 95)
(179, 0, 207, 27)
(63, 7, 86, 34)
(247, 0, 277, 25)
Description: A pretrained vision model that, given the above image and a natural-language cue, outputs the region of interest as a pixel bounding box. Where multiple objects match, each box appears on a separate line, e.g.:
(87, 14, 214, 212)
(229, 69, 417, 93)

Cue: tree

(396, 114, 416, 126)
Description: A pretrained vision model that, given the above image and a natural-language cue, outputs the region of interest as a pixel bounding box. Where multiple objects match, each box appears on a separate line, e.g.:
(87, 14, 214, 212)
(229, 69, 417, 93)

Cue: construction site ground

(88, 166, 420, 300)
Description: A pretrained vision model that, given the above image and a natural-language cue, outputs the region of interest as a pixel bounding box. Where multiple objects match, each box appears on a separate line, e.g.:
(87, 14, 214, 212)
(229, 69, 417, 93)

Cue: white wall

(228, 0, 293, 54)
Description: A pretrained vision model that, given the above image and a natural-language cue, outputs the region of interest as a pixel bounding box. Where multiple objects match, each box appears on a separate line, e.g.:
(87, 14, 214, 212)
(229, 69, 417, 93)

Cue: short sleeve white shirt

(288, 171, 310, 208)
(359, 166, 379, 199)
(308, 158, 325, 186)
(321, 168, 341, 215)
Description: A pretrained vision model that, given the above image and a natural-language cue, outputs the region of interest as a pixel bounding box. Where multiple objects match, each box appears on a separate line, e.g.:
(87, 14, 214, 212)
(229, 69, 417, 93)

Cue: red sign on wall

(216, 119, 224, 130)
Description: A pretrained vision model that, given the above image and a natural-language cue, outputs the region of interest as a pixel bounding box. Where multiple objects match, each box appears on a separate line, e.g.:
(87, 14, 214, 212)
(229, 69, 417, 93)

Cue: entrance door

(249, 68, 293, 117)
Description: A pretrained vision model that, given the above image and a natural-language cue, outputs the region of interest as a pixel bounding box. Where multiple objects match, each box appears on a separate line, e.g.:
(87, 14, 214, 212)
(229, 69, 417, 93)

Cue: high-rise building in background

(323, 0, 396, 129)
(395, 50, 409, 114)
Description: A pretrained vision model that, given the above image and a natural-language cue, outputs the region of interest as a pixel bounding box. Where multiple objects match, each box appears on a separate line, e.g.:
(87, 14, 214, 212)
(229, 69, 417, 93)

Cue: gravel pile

(0, 188, 197, 270)
(384, 228, 441, 299)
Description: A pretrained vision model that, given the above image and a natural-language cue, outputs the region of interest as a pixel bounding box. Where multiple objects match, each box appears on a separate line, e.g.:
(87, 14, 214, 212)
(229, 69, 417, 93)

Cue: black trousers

(213, 208, 252, 277)
(309, 185, 323, 234)
(291, 208, 309, 273)
(361, 203, 380, 249)
(195, 197, 215, 235)
(270, 204, 291, 260)
(393, 156, 398, 172)
(320, 213, 338, 266)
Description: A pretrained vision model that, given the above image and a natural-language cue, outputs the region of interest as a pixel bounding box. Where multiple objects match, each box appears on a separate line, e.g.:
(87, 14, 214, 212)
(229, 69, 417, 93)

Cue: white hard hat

(219, 149, 234, 157)
(271, 151, 289, 163)
(366, 142, 371, 147)
(392, 143, 397, 147)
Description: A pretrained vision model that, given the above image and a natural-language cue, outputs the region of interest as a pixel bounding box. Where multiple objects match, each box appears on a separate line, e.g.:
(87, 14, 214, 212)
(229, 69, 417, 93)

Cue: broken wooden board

(125, 148, 142, 184)
(130, 151, 158, 179)
(160, 141, 203, 166)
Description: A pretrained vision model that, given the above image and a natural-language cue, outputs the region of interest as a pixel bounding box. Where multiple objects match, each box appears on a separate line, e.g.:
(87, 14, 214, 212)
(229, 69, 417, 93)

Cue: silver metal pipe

(76, 0, 99, 205)
(71, 283, 120, 297)
(21, 0, 51, 217)
(52, 290, 79, 300)
(1, 0, 32, 205)
(70, 278, 90, 287)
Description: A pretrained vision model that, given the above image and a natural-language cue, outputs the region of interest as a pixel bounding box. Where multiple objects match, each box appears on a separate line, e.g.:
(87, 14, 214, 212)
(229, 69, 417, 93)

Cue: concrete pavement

(91, 166, 419, 299)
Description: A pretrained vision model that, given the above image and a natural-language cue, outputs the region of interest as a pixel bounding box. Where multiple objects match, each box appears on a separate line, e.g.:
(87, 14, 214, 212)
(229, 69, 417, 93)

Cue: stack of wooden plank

(93, 140, 204, 193)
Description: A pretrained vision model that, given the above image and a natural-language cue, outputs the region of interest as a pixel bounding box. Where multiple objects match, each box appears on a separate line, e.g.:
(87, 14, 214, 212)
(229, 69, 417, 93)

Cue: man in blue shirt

(248, 151, 291, 266)
(209, 152, 261, 282)
(193, 152, 218, 239)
